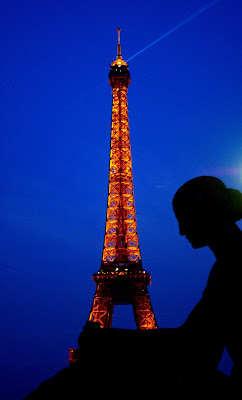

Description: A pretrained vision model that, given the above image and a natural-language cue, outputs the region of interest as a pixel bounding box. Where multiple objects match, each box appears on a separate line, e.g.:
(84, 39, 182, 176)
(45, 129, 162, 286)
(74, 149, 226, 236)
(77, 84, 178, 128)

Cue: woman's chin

(187, 239, 206, 249)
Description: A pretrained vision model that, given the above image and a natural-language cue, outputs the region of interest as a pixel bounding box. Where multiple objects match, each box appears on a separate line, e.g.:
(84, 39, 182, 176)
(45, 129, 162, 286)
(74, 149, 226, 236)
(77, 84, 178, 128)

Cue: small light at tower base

(69, 348, 80, 364)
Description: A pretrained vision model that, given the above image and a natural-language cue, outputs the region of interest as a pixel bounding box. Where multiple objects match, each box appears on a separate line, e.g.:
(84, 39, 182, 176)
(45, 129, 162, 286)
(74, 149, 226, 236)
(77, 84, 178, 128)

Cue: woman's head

(172, 176, 242, 248)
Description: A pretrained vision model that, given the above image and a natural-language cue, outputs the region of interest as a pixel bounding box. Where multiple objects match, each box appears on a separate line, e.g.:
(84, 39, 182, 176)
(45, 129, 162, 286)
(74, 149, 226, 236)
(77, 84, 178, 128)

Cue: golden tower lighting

(88, 29, 157, 330)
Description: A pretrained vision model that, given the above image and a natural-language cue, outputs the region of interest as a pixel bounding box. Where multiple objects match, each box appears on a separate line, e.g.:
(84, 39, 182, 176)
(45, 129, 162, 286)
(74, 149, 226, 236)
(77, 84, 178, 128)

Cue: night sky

(0, 0, 241, 398)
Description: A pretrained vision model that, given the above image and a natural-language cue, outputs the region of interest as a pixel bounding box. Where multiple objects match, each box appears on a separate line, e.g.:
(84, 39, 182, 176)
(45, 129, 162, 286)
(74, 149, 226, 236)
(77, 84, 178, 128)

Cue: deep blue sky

(0, 0, 241, 398)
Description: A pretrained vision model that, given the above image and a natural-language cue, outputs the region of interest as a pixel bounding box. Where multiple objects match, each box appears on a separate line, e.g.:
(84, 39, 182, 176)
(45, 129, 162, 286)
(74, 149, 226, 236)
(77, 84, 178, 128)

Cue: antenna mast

(117, 28, 122, 58)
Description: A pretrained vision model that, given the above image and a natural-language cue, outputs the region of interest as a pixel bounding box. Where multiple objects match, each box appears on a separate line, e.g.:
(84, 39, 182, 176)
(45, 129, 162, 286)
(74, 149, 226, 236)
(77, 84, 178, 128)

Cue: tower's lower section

(88, 265, 157, 330)
(69, 265, 157, 364)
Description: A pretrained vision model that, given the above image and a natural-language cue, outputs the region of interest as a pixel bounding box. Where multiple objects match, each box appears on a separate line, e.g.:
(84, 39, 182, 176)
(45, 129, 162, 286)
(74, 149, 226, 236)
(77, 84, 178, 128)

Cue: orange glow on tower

(102, 56, 140, 264)
(88, 29, 157, 330)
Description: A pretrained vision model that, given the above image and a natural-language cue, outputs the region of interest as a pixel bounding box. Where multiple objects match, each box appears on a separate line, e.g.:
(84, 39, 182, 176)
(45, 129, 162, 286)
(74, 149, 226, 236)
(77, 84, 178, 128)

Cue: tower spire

(117, 28, 122, 58)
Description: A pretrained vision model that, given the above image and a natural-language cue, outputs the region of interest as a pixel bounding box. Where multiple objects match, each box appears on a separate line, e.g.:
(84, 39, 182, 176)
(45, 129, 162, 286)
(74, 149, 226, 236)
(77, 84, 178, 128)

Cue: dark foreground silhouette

(24, 176, 241, 398)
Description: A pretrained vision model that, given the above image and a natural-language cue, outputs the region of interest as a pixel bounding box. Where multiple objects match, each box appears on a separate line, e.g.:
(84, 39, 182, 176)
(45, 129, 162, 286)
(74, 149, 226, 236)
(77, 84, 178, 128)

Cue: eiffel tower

(88, 29, 157, 331)
(69, 29, 157, 364)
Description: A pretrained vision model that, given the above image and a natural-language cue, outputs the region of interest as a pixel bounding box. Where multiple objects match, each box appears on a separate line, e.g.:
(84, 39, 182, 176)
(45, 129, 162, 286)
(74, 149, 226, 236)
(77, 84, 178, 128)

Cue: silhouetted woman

(24, 176, 241, 397)
(89, 176, 242, 390)
(171, 176, 241, 388)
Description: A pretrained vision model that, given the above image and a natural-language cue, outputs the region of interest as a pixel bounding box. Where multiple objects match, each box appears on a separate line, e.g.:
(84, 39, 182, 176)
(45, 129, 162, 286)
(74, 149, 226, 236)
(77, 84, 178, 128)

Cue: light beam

(126, 0, 221, 62)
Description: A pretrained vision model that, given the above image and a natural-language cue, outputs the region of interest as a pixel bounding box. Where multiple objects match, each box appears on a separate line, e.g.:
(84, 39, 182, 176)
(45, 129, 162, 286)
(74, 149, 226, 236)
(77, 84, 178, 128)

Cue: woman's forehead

(173, 191, 204, 210)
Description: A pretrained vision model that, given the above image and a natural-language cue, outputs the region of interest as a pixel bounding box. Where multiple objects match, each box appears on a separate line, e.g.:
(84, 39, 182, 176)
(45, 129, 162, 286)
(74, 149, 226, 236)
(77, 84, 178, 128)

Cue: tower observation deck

(87, 29, 157, 330)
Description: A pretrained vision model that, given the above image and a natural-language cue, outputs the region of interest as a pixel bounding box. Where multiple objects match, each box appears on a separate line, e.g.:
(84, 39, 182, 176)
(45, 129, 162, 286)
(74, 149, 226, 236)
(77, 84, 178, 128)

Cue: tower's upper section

(102, 28, 141, 267)
(109, 28, 130, 87)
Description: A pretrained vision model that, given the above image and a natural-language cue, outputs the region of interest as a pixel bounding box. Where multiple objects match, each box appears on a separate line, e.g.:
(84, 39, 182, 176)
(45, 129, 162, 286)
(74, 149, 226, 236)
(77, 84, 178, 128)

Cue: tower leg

(132, 285, 157, 330)
(88, 283, 114, 328)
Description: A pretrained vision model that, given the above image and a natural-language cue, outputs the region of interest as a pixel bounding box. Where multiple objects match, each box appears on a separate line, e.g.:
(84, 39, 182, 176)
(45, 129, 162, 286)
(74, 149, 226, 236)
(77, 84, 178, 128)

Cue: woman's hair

(172, 176, 242, 223)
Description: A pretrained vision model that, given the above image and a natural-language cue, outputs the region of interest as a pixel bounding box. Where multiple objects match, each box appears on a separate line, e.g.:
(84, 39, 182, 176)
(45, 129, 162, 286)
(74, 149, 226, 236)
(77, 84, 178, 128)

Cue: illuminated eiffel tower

(88, 29, 157, 330)
(69, 29, 157, 364)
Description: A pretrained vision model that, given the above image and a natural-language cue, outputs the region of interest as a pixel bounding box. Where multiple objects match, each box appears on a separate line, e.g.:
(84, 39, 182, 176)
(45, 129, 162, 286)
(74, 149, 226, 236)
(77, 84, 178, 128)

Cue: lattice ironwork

(102, 67, 140, 264)
(87, 30, 157, 332)
(89, 269, 157, 330)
